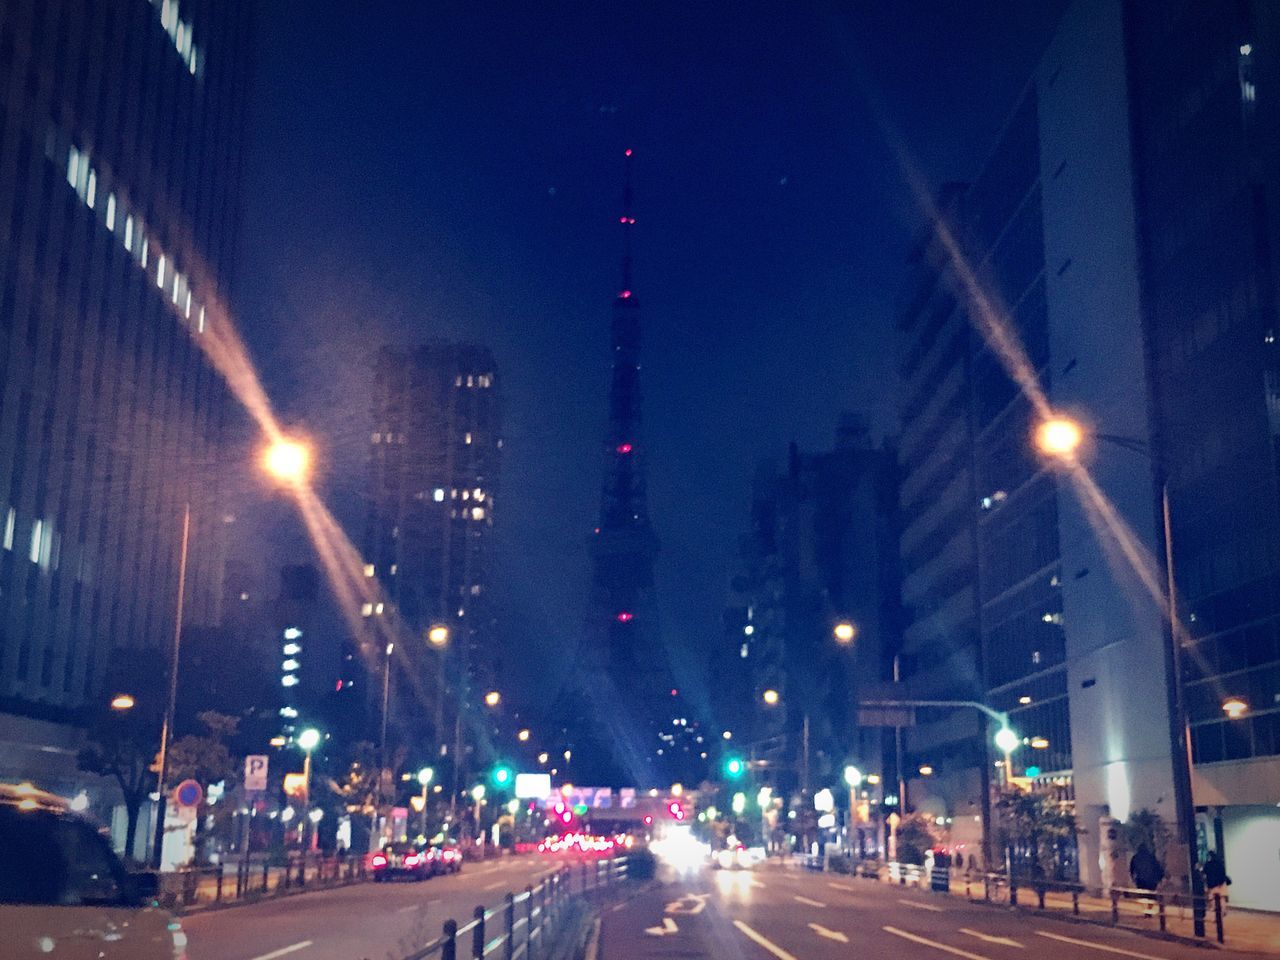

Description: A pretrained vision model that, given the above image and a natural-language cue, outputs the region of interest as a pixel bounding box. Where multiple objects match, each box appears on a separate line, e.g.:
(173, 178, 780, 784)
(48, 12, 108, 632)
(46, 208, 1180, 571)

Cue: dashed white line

(793, 894, 826, 908)
(961, 928, 1022, 948)
(828, 881, 856, 892)
(248, 943, 313, 960)
(1035, 931, 1170, 959)
(733, 920, 802, 960)
(898, 897, 944, 912)
(884, 926, 993, 960)
(483, 880, 506, 890)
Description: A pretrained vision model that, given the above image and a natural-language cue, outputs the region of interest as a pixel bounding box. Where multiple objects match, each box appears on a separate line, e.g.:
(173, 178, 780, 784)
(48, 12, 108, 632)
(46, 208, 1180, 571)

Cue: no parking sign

(173, 779, 203, 809)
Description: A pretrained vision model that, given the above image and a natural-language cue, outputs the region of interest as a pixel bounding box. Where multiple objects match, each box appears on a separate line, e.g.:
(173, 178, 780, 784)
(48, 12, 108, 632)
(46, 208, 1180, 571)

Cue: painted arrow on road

(808, 922, 849, 944)
(961, 928, 1023, 948)
(645, 917, 679, 937)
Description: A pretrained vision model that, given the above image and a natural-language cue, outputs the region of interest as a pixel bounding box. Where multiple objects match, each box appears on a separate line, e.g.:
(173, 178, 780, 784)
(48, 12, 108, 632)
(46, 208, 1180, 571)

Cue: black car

(371, 843, 433, 882)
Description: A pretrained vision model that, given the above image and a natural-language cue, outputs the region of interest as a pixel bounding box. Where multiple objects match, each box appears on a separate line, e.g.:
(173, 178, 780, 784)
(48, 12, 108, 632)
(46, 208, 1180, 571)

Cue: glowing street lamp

(1034, 417, 1084, 460)
(517, 729, 530, 742)
(1222, 696, 1249, 720)
(484, 691, 501, 708)
(762, 688, 780, 706)
(833, 621, 857, 645)
(110, 693, 136, 711)
(296, 728, 322, 850)
(427, 625, 449, 647)
(843, 765, 864, 788)
(262, 437, 312, 484)
(415, 767, 434, 837)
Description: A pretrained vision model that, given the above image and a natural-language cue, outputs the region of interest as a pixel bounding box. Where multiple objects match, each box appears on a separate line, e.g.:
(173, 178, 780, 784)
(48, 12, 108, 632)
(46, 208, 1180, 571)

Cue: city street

(598, 860, 1260, 960)
(183, 855, 560, 960)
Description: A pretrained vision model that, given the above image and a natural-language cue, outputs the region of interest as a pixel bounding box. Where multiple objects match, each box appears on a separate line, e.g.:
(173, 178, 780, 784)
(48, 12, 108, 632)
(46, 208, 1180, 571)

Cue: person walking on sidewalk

(1129, 845, 1164, 917)
(1203, 850, 1231, 915)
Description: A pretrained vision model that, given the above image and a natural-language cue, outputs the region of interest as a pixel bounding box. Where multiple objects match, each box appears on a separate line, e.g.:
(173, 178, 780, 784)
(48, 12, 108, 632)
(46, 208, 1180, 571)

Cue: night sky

(231, 1, 1067, 714)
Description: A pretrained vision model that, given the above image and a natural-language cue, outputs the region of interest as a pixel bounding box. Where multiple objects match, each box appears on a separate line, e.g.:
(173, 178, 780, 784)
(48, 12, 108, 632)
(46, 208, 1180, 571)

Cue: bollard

(504, 892, 515, 960)
(262, 860, 270, 893)
(442, 918, 458, 960)
(1110, 889, 1120, 925)
(1158, 897, 1167, 932)
(1214, 894, 1224, 944)
(1037, 885, 1046, 910)
(525, 885, 534, 960)
(1010, 878, 1018, 907)
(216, 865, 224, 902)
(472, 905, 486, 960)
(1072, 889, 1080, 915)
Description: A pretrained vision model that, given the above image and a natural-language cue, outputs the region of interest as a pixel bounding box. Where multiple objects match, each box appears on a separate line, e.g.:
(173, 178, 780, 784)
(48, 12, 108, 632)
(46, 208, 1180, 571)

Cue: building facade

(363, 343, 501, 775)
(0, 0, 251, 788)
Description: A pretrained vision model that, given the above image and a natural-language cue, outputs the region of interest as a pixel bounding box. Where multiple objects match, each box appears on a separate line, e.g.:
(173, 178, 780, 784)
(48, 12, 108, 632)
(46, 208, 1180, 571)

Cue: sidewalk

(831, 860, 1280, 955)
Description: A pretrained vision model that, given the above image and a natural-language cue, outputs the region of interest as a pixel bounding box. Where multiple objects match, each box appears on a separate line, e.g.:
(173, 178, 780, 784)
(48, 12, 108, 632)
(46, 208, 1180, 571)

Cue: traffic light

(723, 756, 745, 780)
(491, 764, 513, 788)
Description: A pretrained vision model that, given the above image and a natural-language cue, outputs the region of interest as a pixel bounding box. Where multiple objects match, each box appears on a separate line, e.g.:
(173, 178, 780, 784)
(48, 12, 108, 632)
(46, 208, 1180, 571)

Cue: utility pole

(151, 502, 191, 869)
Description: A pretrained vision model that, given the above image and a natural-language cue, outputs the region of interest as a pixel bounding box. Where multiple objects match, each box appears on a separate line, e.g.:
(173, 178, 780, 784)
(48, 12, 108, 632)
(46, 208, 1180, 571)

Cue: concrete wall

(1036, 0, 1179, 888)
(1220, 807, 1280, 912)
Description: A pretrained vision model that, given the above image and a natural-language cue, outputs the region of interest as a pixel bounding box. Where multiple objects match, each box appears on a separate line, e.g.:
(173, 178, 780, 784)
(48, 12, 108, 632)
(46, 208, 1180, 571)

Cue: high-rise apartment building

(0, 0, 251, 789)
(363, 344, 500, 761)
(897, 0, 1280, 910)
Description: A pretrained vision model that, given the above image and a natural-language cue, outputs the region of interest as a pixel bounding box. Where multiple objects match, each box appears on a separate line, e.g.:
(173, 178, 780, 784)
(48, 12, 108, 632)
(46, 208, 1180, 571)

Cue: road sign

(858, 706, 916, 727)
(174, 779, 203, 809)
(244, 754, 269, 792)
(515, 773, 551, 799)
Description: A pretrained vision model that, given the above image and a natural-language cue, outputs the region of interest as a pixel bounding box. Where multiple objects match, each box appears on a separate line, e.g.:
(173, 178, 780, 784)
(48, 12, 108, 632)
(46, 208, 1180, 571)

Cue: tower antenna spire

(620, 148, 634, 294)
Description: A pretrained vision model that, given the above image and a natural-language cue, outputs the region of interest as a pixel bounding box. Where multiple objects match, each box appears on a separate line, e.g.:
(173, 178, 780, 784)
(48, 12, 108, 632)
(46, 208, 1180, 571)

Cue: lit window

(472, 507, 485, 521)
(29, 519, 43, 564)
(86, 169, 96, 208)
(433, 488, 446, 502)
(372, 432, 381, 443)
(363, 563, 375, 578)
(124, 216, 134, 251)
(2, 507, 13, 551)
(184, 290, 192, 318)
(283, 627, 302, 640)
(281, 675, 299, 687)
(744, 624, 754, 636)
(105, 193, 116, 231)
(198, 306, 206, 333)
(389, 564, 397, 575)
(282, 659, 300, 672)
(279, 706, 299, 719)
(374, 602, 384, 615)
(239, 592, 249, 601)
(740, 644, 749, 658)
(283, 643, 301, 656)
(467, 375, 474, 387)
(462, 490, 470, 501)
(67, 148, 80, 189)
(157, 255, 166, 290)
(140, 236, 148, 268)
(361, 602, 373, 617)
(464, 432, 473, 445)
(470, 584, 481, 595)
(474, 488, 484, 501)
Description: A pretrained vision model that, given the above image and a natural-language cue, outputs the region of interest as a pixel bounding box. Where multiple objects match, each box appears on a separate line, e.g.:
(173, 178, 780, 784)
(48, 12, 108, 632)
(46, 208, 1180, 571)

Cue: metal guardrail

(400, 856, 629, 960)
(169, 851, 369, 910)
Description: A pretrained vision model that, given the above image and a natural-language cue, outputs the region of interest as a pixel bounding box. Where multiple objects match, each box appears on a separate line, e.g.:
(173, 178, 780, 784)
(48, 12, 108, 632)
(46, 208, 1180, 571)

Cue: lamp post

(417, 767, 434, 840)
(843, 765, 863, 856)
(1035, 414, 1205, 936)
(298, 727, 321, 851)
(150, 500, 190, 869)
(471, 784, 486, 840)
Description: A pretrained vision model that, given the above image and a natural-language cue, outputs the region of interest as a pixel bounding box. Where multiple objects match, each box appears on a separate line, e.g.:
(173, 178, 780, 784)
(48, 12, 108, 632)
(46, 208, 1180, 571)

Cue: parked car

(371, 843, 434, 882)
(0, 783, 184, 960)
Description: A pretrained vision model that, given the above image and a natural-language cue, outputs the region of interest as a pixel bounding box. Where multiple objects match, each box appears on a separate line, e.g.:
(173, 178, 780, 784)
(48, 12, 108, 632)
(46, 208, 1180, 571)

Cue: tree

(167, 711, 240, 863)
(78, 704, 159, 865)
(1120, 809, 1171, 871)
(995, 790, 1077, 880)
(332, 741, 381, 853)
(896, 814, 937, 865)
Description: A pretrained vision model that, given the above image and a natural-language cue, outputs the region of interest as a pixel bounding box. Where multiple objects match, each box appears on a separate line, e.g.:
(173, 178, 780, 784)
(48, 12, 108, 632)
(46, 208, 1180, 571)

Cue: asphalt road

(597, 859, 1260, 960)
(183, 855, 562, 960)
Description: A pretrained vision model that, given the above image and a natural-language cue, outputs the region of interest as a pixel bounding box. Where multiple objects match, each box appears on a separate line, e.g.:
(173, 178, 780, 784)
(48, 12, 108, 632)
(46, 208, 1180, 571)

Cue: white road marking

(734, 920, 802, 960)
(665, 893, 709, 915)
(1035, 931, 1170, 960)
(483, 880, 506, 890)
(645, 917, 678, 937)
(248, 943, 313, 960)
(398, 904, 421, 913)
(898, 897, 944, 912)
(809, 922, 849, 943)
(961, 928, 1023, 948)
(793, 894, 826, 907)
(828, 881, 856, 892)
(884, 926, 994, 960)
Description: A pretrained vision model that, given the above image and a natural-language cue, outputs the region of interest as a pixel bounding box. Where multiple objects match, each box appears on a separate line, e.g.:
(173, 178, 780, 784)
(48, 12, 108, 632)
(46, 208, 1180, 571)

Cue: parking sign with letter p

(244, 754, 268, 792)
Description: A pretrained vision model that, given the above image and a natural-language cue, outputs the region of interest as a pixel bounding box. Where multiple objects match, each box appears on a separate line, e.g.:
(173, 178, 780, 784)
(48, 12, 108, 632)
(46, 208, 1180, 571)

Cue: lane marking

(645, 917, 678, 937)
(733, 920, 801, 960)
(483, 880, 506, 890)
(793, 894, 826, 907)
(898, 897, 944, 912)
(808, 922, 849, 943)
(884, 926, 994, 960)
(665, 893, 709, 915)
(961, 929, 1023, 948)
(1035, 931, 1169, 960)
(827, 881, 856, 892)
(248, 943, 313, 960)
(398, 904, 421, 913)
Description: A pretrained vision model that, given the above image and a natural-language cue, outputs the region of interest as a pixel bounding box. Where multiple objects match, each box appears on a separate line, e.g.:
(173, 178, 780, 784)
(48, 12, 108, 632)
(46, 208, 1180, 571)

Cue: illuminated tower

(584, 150, 670, 786)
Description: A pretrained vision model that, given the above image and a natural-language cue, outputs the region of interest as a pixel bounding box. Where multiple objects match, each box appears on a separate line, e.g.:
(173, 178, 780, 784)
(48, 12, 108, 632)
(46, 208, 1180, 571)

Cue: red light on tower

(625, 148, 633, 157)
(618, 290, 632, 299)
(616, 442, 633, 454)
(616, 611, 634, 623)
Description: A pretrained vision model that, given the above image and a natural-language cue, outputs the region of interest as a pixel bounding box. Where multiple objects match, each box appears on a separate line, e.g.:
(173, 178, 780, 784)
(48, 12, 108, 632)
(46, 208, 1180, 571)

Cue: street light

(427, 625, 449, 647)
(833, 621, 857, 645)
(416, 767, 434, 838)
(109, 693, 135, 711)
(1222, 696, 1249, 720)
(262, 437, 312, 484)
(484, 691, 501, 708)
(762, 688, 780, 706)
(1034, 412, 1205, 934)
(537, 752, 549, 765)
(297, 728, 322, 851)
(517, 729, 530, 742)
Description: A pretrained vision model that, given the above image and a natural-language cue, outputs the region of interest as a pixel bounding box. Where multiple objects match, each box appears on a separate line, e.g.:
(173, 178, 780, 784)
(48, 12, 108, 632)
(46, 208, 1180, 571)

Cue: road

(183, 855, 560, 960)
(597, 859, 1260, 960)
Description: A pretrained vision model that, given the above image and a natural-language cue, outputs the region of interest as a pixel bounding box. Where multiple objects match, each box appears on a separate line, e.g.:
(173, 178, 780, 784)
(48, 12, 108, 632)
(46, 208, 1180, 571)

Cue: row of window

(453, 374, 494, 388)
(148, 0, 203, 76)
(65, 144, 207, 334)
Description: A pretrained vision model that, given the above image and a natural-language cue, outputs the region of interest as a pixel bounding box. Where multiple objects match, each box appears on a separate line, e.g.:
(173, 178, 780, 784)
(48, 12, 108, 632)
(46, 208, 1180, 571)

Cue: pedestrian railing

(860, 862, 1229, 945)
(399, 856, 629, 960)
(167, 851, 368, 911)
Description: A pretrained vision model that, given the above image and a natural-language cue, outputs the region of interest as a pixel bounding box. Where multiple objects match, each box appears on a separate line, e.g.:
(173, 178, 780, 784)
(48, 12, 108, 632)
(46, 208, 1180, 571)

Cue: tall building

(583, 150, 674, 787)
(897, 0, 1280, 909)
(0, 0, 251, 789)
(725, 425, 903, 814)
(364, 343, 500, 771)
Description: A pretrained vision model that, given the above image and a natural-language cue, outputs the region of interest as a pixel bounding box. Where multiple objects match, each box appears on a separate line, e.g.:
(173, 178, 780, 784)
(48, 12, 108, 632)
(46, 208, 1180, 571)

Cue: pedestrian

(1203, 850, 1231, 914)
(1129, 845, 1165, 917)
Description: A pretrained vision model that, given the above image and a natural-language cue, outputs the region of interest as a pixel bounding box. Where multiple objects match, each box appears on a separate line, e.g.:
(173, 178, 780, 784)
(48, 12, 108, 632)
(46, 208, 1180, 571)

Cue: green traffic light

(491, 765, 513, 787)
(724, 756, 745, 779)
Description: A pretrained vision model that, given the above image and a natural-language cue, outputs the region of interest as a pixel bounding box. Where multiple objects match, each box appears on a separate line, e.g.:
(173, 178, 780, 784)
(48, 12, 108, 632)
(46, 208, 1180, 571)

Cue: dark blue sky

(232, 1, 1066, 708)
